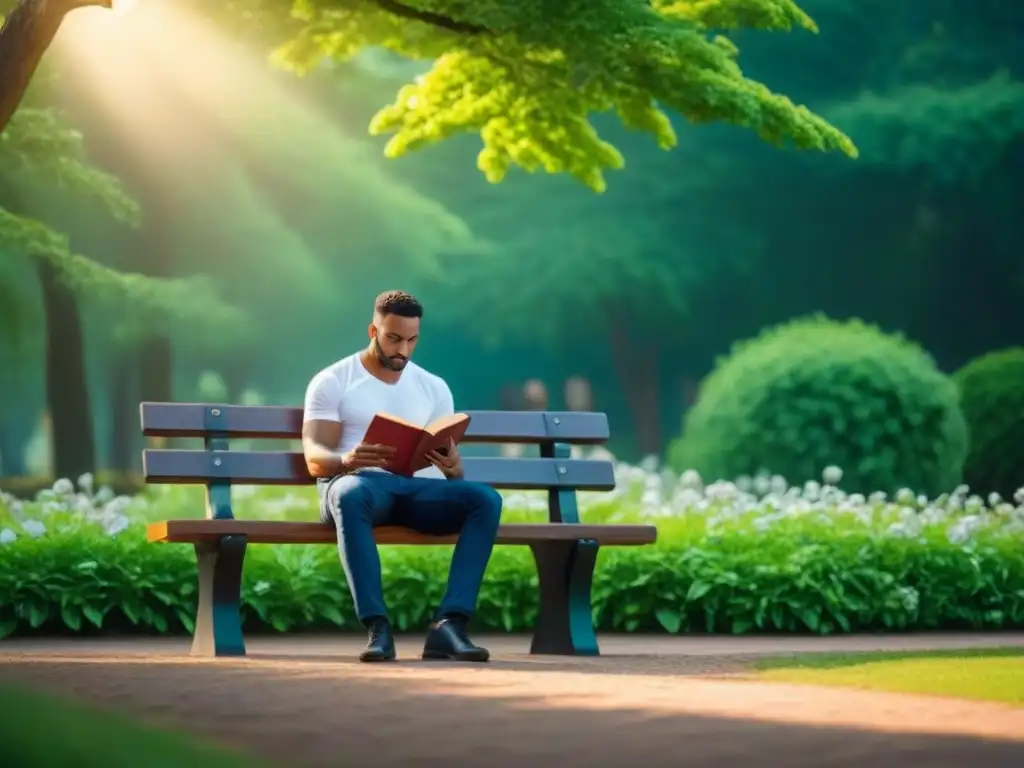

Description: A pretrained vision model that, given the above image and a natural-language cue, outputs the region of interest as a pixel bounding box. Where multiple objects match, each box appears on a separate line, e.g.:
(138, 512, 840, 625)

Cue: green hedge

(670, 315, 969, 497)
(2, 472, 1024, 638)
(954, 347, 1024, 500)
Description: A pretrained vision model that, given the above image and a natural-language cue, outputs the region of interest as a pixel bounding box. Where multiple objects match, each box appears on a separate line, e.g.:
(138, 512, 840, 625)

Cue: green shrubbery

(670, 315, 969, 496)
(2, 468, 1023, 639)
(954, 347, 1024, 501)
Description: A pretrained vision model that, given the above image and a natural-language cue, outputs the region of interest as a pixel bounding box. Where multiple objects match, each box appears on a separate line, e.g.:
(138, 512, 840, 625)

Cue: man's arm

(301, 371, 347, 478)
(302, 419, 347, 478)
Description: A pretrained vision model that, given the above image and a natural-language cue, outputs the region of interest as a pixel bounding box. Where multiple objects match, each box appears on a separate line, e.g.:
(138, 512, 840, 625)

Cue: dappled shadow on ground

(1, 651, 1023, 767)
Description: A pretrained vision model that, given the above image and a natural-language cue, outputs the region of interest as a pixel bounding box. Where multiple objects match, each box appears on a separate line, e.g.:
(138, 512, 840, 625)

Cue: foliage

(828, 71, 1024, 186)
(0, 683, 262, 767)
(670, 315, 969, 496)
(954, 348, 1024, 501)
(0, 80, 247, 345)
(265, 0, 858, 191)
(2, 463, 1023, 640)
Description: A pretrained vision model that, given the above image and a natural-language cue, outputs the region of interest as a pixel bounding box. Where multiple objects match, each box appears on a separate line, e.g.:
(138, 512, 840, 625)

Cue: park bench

(140, 402, 657, 659)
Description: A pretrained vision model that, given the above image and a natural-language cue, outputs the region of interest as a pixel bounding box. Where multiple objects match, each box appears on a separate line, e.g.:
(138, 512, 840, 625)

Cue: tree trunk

(0, 0, 110, 135)
(138, 335, 172, 402)
(606, 311, 663, 458)
(0, 415, 32, 475)
(107, 343, 138, 474)
(37, 257, 95, 480)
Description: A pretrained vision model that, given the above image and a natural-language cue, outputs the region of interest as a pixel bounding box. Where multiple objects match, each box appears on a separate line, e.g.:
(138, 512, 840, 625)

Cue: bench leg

(528, 539, 600, 656)
(191, 535, 247, 658)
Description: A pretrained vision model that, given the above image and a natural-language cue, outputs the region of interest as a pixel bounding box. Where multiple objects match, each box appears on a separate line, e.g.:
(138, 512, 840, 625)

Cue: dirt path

(2, 633, 1023, 767)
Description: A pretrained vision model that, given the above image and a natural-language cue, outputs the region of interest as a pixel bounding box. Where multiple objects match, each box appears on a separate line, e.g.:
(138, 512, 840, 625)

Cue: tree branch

(0, 0, 112, 136)
(371, 0, 489, 35)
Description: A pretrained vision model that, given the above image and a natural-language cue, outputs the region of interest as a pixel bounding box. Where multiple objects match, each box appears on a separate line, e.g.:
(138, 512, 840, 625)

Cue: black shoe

(360, 617, 396, 662)
(422, 615, 490, 662)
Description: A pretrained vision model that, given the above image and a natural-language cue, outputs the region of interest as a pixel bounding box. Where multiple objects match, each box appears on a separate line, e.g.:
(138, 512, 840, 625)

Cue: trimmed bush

(954, 347, 1024, 500)
(670, 315, 969, 496)
(2, 467, 1023, 639)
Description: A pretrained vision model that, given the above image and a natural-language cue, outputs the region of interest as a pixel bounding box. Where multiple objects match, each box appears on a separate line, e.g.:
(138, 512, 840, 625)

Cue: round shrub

(670, 315, 968, 495)
(954, 347, 1024, 500)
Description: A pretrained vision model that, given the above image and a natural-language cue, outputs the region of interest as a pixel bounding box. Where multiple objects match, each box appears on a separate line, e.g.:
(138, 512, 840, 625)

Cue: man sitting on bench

(301, 290, 503, 663)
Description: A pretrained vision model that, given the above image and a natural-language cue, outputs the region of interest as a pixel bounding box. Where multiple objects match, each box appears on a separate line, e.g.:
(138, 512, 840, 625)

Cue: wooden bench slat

(142, 450, 616, 490)
(147, 520, 657, 546)
(140, 403, 610, 444)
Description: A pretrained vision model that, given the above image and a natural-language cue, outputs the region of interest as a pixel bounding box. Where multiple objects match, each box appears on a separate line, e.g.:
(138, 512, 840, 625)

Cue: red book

(362, 412, 471, 477)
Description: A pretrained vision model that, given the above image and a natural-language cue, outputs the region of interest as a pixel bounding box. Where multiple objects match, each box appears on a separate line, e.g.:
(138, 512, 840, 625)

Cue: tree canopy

(265, 0, 858, 191)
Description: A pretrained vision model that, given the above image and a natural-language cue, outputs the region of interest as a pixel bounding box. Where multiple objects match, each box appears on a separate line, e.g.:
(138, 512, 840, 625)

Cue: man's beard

(373, 336, 407, 371)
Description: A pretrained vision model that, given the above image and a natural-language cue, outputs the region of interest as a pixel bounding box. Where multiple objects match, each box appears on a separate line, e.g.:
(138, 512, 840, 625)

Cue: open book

(362, 412, 471, 477)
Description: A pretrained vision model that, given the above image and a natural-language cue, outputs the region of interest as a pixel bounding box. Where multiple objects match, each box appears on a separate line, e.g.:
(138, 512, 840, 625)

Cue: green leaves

(270, 0, 858, 191)
(2, 499, 1023, 639)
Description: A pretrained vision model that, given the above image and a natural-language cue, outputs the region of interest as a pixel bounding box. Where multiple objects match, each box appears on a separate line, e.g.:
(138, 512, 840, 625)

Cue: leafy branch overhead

(272, 0, 859, 191)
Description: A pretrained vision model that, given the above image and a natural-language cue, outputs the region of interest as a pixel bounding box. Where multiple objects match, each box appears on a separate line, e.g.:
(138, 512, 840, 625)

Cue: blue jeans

(319, 472, 503, 624)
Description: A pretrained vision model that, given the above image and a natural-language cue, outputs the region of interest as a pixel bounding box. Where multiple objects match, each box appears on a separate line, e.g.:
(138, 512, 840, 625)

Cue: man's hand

(342, 443, 397, 471)
(426, 438, 464, 480)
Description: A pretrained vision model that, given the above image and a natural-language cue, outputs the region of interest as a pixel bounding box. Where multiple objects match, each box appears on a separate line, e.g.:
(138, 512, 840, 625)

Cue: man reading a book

(301, 290, 502, 663)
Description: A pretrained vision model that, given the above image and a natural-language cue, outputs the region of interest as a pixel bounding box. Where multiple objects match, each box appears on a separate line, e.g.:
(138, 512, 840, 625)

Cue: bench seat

(148, 520, 658, 546)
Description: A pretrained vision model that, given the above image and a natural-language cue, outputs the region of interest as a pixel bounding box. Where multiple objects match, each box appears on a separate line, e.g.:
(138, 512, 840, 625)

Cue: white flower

(822, 465, 843, 485)
(887, 522, 916, 538)
(104, 515, 130, 536)
(679, 469, 703, 490)
(77, 473, 94, 494)
(52, 478, 75, 496)
(21, 519, 47, 538)
(895, 488, 915, 505)
(988, 492, 1002, 507)
(640, 489, 661, 508)
(1014, 487, 1024, 505)
(638, 455, 660, 473)
(897, 586, 920, 613)
(769, 474, 788, 495)
(0, 528, 16, 545)
(947, 514, 982, 545)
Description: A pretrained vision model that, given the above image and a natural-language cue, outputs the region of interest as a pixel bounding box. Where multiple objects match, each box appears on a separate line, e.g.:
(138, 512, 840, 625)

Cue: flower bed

(1, 459, 1023, 638)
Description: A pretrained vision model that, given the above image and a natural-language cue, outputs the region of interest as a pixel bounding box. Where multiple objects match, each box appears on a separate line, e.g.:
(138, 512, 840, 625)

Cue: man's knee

(462, 482, 503, 525)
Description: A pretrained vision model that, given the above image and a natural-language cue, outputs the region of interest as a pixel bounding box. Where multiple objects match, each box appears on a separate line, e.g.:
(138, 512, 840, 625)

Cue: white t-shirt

(302, 352, 454, 479)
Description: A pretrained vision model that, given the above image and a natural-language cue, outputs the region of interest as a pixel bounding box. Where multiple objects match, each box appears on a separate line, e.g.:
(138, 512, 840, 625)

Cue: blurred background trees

(1, 0, 1021, 496)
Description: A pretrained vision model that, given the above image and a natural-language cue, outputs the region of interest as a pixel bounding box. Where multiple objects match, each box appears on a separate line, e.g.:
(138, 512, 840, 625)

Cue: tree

(1, 19, 246, 478)
(2, 0, 858, 188)
(271, 0, 858, 191)
(0, 0, 109, 134)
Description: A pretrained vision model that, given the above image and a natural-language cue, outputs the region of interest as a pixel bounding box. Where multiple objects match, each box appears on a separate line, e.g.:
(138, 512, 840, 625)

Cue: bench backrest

(139, 402, 616, 524)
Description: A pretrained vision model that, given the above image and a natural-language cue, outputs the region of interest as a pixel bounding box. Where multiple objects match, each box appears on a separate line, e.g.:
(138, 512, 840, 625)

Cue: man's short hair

(374, 290, 423, 319)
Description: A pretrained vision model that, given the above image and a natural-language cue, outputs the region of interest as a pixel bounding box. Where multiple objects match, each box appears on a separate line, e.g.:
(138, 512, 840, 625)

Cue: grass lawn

(0, 683, 268, 767)
(753, 646, 1024, 706)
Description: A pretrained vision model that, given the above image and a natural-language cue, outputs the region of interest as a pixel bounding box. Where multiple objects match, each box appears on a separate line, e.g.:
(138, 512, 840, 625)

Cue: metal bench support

(529, 441, 600, 656)
(191, 535, 247, 657)
(528, 538, 600, 655)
